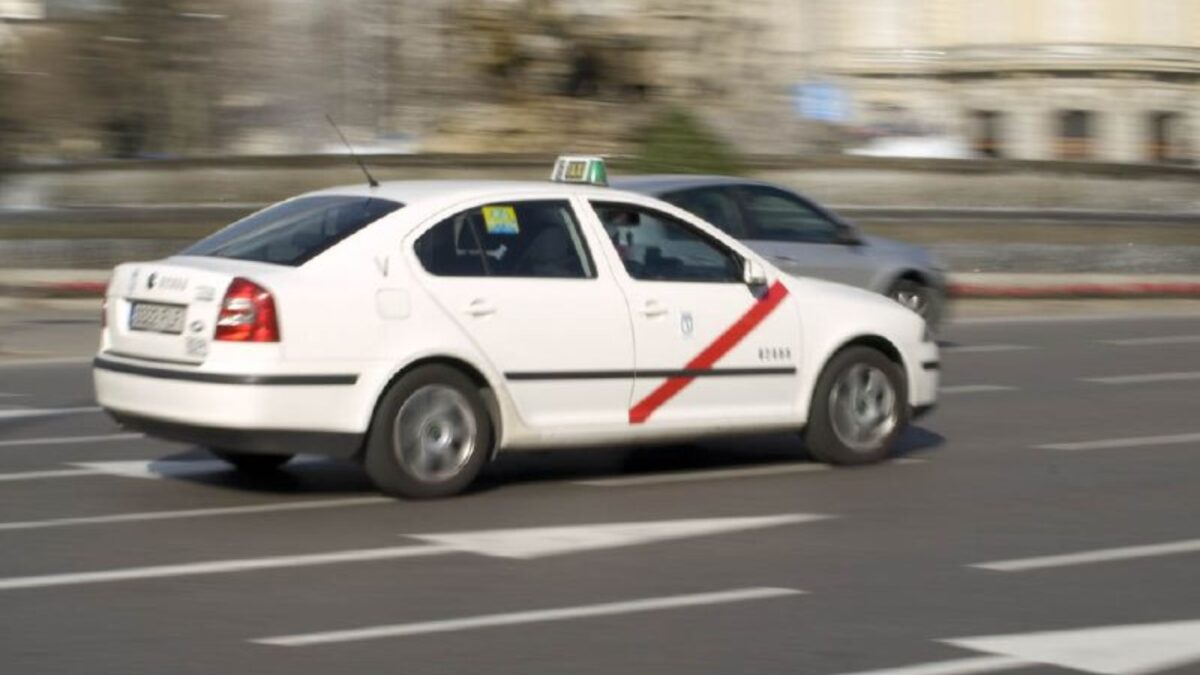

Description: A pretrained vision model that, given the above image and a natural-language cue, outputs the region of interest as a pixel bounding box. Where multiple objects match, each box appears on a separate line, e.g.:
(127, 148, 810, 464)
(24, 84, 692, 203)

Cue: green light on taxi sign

(551, 155, 608, 186)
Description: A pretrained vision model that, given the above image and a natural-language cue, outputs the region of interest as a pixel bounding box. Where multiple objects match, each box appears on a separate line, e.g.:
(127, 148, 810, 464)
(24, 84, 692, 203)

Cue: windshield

(181, 196, 403, 266)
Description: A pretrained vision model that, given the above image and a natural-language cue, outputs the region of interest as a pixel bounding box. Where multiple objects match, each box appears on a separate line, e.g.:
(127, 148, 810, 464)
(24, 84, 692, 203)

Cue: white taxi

(94, 157, 939, 499)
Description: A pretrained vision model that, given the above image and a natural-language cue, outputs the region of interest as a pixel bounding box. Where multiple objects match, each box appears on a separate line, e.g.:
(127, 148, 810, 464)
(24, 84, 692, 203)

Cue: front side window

(591, 201, 742, 283)
(737, 186, 843, 244)
(414, 200, 594, 279)
(661, 187, 747, 238)
(182, 196, 403, 266)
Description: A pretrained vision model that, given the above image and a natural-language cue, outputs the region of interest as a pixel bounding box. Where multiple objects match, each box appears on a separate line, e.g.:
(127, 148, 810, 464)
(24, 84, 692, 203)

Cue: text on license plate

(129, 302, 187, 335)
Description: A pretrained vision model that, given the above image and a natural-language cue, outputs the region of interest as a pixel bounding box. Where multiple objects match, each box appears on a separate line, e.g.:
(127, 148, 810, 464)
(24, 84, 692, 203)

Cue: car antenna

(325, 114, 379, 188)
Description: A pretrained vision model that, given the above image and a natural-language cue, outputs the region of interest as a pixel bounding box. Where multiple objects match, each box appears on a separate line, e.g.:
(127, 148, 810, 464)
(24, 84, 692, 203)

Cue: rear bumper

(107, 410, 363, 458)
(93, 354, 369, 458)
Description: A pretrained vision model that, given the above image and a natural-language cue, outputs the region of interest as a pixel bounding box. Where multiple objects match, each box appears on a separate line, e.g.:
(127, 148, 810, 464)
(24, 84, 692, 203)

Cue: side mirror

(742, 258, 768, 287)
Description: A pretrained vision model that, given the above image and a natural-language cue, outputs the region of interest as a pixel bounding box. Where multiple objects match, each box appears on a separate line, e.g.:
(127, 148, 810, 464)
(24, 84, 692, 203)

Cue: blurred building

(805, 0, 1199, 163)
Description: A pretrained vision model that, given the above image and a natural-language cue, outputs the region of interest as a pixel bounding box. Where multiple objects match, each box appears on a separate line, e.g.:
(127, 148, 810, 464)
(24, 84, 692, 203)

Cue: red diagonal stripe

(629, 280, 790, 424)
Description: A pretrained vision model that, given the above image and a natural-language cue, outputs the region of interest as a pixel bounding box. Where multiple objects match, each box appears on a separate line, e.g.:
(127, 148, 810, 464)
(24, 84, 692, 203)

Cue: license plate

(129, 302, 187, 335)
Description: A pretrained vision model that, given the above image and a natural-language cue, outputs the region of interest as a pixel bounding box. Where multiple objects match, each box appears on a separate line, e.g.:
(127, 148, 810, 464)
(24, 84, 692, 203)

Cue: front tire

(364, 365, 492, 499)
(805, 347, 908, 466)
(888, 278, 941, 328)
(210, 449, 293, 473)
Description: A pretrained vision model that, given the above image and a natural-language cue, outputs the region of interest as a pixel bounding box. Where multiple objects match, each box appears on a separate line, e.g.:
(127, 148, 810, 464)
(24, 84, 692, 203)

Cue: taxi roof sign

(551, 155, 608, 186)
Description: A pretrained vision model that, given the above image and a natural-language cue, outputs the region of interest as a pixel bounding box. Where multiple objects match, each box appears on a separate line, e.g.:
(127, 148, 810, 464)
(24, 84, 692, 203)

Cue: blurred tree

(631, 107, 743, 175)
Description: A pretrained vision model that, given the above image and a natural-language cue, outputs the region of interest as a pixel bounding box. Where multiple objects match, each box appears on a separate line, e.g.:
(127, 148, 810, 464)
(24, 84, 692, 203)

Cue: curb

(948, 281, 1200, 299)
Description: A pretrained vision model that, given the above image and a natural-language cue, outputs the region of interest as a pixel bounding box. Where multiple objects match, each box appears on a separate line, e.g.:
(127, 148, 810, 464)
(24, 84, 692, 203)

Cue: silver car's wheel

(393, 385, 478, 483)
(828, 363, 899, 452)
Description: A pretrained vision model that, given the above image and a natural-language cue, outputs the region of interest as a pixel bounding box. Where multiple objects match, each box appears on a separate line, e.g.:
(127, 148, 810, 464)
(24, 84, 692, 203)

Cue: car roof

(609, 175, 767, 195)
(301, 180, 643, 205)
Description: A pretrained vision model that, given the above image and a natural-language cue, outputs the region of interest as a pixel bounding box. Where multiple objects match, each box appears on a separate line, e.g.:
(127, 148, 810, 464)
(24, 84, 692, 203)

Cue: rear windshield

(181, 196, 403, 266)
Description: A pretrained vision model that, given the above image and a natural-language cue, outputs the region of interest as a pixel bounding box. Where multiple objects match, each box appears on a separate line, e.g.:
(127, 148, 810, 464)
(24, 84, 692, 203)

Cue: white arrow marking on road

(254, 587, 804, 647)
(0, 406, 103, 421)
(0, 513, 825, 590)
(71, 457, 324, 480)
(0, 467, 103, 483)
(410, 513, 830, 559)
(830, 620, 1200, 675)
(946, 619, 1200, 675)
(973, 537, 1200, 572)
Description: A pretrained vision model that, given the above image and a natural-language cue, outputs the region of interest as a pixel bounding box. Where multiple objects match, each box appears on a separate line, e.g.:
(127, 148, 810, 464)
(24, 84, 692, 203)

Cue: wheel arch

(360, 355, 503, 460)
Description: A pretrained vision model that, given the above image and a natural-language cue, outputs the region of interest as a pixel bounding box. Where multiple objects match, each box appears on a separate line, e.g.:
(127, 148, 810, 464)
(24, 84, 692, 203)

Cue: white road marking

(0, 497, 392, 532)
(0, 433, 144, 449)
(411, 514, 830, 559)
(941, 344, 1033, 354)
(0, 406, 103, 421)
(1035, 432, 1200, 451)
(0, 514, 823, 590)
(973, 538, 1200, 572)
(0, 357, 93, 369)
(0, 468, 102, 483)
(0, 392, 27, 398)
(952, 312, 1200, 326)
(576, 463, 829, 486)
(253, 587, 804, 647)
(1101, 334, 1200, 346)
(575, 458, 925, 487)
(0, 545, 457, 591)
(832, 619, 1200, 675)
(827, 656, 1026, 675)
(945, 619, 1200, 675)
(1085, 371, 1200, 385)
(72, 457, 322, 480)
(941, 385, 1016, 395)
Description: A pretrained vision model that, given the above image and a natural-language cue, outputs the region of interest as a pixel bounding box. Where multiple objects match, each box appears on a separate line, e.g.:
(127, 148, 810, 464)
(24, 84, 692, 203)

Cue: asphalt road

(2, 311, 1200, 674)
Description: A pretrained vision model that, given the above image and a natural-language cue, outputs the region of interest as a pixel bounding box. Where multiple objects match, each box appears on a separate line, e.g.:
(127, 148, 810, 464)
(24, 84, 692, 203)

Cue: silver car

(613, 175, 947, 326)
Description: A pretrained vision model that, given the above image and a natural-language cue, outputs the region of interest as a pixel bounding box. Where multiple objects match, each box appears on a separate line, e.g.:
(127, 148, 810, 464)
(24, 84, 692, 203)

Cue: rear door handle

(638, 300, 668, 318)
(464, 299, 497, 317)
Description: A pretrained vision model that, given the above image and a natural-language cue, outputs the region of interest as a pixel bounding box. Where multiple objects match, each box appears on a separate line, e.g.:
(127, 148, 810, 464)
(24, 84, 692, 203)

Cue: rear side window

(181, 196, 403, 266)
(661, 187, 747, 238)
(414, 200, 594, 279)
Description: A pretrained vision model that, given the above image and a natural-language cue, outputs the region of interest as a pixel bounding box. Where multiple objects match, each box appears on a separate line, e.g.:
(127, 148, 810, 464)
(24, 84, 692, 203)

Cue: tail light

(215, 278, 280, 342)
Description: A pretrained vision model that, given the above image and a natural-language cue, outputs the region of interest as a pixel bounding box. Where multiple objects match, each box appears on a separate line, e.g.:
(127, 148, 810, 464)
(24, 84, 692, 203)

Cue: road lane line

(576, 463, 829, 487)
(0, 496, 392, 532)
(1100, 334, 1200, 346)
(941, 385, 1016, 395)
(1035, 432, 1200, 451)
(0, 544, 456, 591)
(0, 433, 144, 449)
(0, 468, 102, 482)
(941, 345, 1033, 354)
(828, 655, 1027, 675)
(0, 393, 27, 398)
(253, 587, 804, 647)
(972, 538, 1200, 572)
(0, 406, 103, 421)
(575, 458, 925, 487)
(1084, 371, 1200, 385)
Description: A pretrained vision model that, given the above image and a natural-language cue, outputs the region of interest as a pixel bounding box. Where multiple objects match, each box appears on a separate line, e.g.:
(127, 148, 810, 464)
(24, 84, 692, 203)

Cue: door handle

(464, 299, 497, 317)
(638, 300, 668, 318)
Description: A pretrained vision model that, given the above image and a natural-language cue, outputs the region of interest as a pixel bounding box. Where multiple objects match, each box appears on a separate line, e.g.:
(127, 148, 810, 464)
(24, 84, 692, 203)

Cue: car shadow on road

(140, 426, 945, 497)
(479, 425, 946, 492)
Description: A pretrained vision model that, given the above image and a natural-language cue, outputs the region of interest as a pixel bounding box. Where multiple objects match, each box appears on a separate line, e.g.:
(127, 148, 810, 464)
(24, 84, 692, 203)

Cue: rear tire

(364, 365, 492, 499)
(805, 346, 908, 466)
(210, 449, 293, 473)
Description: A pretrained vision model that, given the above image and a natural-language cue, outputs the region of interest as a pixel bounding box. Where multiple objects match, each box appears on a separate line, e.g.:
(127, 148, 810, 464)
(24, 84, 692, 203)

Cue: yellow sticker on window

(481, 205, 519, 235)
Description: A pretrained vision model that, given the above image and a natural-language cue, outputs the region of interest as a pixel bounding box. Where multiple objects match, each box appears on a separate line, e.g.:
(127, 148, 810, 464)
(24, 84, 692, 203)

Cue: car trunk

(103, 257, 282, 365)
